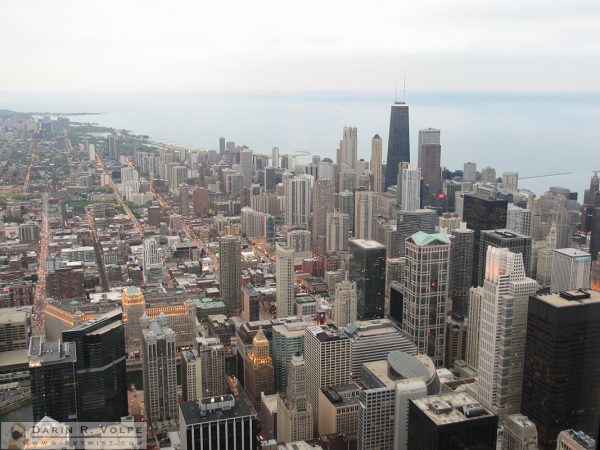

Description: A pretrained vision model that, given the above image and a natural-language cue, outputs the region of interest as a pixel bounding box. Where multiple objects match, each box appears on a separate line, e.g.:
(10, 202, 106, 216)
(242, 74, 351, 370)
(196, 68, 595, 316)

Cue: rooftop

(179, 393, 256, 426)
(349, 239, 386, 250)
(0, 306, 30, 325)
(554, 248, 591, 258)
(409, 231, 451, 246)
(535, 289, 600, 309)
(411, 392, 494, 426)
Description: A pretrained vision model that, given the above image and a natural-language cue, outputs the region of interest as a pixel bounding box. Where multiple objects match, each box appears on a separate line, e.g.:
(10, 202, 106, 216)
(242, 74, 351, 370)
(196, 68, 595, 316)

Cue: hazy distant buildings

(418, 128, 442, 195)
(398, 164, 421, 211)
(354, 191, 379, 240)
(463, 162, 477, 182)
(384, 101, 410, 190)
(326, 211, 349, 252)
(371, 134, 383, 192)
(312, 179, 335, 252)
(284, 177, 311, 228)
(396, 209, 437, 257)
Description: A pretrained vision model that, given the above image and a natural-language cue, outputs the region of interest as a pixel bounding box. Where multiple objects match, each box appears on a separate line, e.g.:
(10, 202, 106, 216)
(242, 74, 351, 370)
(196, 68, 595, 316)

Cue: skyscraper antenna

(395, 77, 398, 102)
(403, 72, 406, 100)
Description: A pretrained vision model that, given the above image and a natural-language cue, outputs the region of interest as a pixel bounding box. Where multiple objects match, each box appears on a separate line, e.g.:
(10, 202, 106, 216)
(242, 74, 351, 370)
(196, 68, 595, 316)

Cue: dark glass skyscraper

(62, 309, 128, 422)
(522, 290, 600, 450)
(384, 101, 410, 190)
(462, 193, 508, 285)
(449, 227, 475, 316)
(349, 239, 386, 320)
(29, 337, 78, 422)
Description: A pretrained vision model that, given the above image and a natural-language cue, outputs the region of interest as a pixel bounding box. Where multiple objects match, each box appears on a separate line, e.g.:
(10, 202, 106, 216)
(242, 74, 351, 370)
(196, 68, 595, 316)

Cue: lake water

(1, 90, 599, 197)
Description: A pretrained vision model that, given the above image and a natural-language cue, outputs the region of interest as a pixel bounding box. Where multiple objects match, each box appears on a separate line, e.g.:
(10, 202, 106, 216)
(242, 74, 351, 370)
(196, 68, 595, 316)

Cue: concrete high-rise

(418, 128, 442, 195)
(219, 235, 242, 314)
(276, 243, 295, 318)
(371, 134, 383, 192)
(550, 248, 591, 292)
(472, 248, 537, 419)
(478, 229, 532, 286)
(536, 223, 558, 288)
(349, 239, 386, 320)
(522, 290, 600, 450)
(312, 179, 335, 252)
(277, 353, 314, 443)
(384, 101, 410, 190)
(354, 190, 379, 240)
(197, 336, 226, 397)
(284, 177, 311, 228)
(180, 183, 189, 217)
(506, 204, 532, 237)
(304, 325, 351, 427)
(181, 349, 202, 402)
(340, 126, 358, 170)
(141, 314, 177, 426)
(326, 211, 349, 252)
(398, 164, 421, 211)
(556, 430, 596, 450)
(502, 414, 538, 450)
(402, 232, 450, 367)
(449, 225, 475, 316)
(244, 327, 275, 407)
(272, 146, 280, 167)
(333, 279, 357, 328)
(465, 286, 483, 369)
(463, 161, 477, 182)
(61, 310, 127, 422)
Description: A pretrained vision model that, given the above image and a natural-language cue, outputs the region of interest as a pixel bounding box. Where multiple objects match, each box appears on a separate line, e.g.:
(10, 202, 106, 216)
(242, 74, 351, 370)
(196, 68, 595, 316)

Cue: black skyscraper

(62, 309, 128, 422)
(407, 392, 498, 450)
(349, 239, 386, 320)
(384, 101, 410, 190)
(449, 227, 475, 316)
(462, 193, 508, 285)
(522, 290, 600, 450)
(29, 337, 78, 422)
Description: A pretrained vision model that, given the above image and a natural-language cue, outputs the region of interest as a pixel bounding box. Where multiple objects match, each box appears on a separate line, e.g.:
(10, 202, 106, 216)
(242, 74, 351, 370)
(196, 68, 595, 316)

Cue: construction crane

(520, 172, 572, 180)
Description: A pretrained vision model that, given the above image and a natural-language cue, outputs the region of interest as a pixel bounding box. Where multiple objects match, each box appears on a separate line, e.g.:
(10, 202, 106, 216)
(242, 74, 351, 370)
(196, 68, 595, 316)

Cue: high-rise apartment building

(384, 101, 410, 190)
(277, 353, 314, 443)
(463, 162, 477, 182)
(197, 336, 226, 397)
(502, 414, 538, 450)
(449, 225, 475, 316)
(418, 128, 442, 195)
(29, 337, 78, 422)
(550, 248, 591, 292)
(192, 187, 209, 216)
(398, 165, 421, 211)
(244, 327, 275, 407)
(107, 134, 120, 160)
(445, 314, 468, 369)
(276, 243, 295, 318)
(473, 248, 537, 419)
(284, 177, 311, 228)
(507, 204, 532, 236)
(482, 166, 497, 184)
(354, 191, 379, 240)
(304, 325, 352, 427)
(239, 149, 253, 187)
(371, 134, 383, 192)
(333, 279, 357, 329)
(62, 310, 127, 422)
(536, 223, 558, 287)
(407, 392, 498, 450)
(312, 179, 335, 252)
(340, 126, 358, 170)
(0, 307, 29, 353)
(478, 229, 532, 287)
(402, 232, 450, 367)
(219, 235, 241, 313)
(326, 211, 349, 252)
(465, 286, 484, 369)
(502, 172, 519, 193)
(141, 314, 177, 426)
(349, 239, 386, 320)
(181, 349, 203, 402)
(19, 221, 40, 242)
(522, 290, 600, 450)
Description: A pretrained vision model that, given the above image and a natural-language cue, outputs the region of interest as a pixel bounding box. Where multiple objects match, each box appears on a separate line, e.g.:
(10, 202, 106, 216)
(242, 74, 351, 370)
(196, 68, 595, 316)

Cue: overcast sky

(2, 0, 599, 92)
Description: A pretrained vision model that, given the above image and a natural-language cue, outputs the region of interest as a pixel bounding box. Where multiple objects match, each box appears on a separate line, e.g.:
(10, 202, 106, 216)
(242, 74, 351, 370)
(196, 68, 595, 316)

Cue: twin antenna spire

(395, 72, 406, 102)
